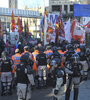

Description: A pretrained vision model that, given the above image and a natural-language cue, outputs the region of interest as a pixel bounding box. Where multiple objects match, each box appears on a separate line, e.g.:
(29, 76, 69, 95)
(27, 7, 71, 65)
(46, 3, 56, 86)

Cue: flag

(0, 19, 3, 37)
(58, 7, 65, 40)
(42, 8, 48, 44)
(20, 18, 23, 31)
(11, 11, 15, 32)
(44, 8, 51, 45)
(70, 19, 85, 43)
(17, 16, 22, 34)
(59, 19, 65, 38)
(84, 21, 90, 28)
(44, 8, 48, 17)
(24, 20, 27, 38)
(55, 17, 59, 43)
(46, 26, 54, 34)
(55, 7, 65, 42)
(26, 19, 29, 35)
(64, 18, 71, 43)
(40, 17, 44, 42)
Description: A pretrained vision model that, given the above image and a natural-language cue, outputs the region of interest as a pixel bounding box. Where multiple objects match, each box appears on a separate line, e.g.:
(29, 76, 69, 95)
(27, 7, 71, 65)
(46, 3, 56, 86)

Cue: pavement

(0, 74, 90, 100)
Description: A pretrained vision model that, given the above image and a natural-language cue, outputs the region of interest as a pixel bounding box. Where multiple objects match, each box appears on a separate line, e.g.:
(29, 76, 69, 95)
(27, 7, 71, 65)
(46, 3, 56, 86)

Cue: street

(0, 78, 90, 100)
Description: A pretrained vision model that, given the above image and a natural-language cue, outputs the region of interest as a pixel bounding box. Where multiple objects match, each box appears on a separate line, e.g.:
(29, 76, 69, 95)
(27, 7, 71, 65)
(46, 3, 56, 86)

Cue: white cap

(18, 42, 21, 44)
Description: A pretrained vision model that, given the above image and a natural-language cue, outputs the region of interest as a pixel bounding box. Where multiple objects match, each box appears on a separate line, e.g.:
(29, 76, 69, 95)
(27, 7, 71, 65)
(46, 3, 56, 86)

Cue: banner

(48, 14, 58, 28)
(11, 11, 15, 32)
(70, 19, 85, 43)
(42, 10, 57, 45)
(64, 18, 71, 43)
(44, 14, 52, 45)
(74, 4, 90, 17)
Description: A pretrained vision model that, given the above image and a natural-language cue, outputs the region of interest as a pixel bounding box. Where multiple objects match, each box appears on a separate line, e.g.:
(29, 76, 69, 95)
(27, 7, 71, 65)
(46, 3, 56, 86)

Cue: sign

(48, 14, 58, 28)
(74, 4, 90, 17)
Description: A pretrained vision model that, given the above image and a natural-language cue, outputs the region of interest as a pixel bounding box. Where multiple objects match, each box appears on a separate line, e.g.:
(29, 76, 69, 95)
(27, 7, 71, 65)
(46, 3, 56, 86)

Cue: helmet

(55, 58, 61, 66)
(15, 49, 19, 53)
(86, 48, 90, 55)
(1, 51, 9, 60)
(67, 44, 73, 50)
(80, 45, 86, 52)
(46, 45, 51, 50)
(52, 46, 57, 52)
(20, 54, 30, 64)
(61, 45, 66, 52)
(39, 46, 45, 53)
(68, 48, 74, 53)
(18, 42, 21, 45)
(79, 52, 85, 57)
(50, 58, 61, 66)
(24, 46, 29, 51)
(50, 60, 56, 66)
(34, 46, 38, 50)
(71, 53, 79, 63)
(71, 39, 75, 44)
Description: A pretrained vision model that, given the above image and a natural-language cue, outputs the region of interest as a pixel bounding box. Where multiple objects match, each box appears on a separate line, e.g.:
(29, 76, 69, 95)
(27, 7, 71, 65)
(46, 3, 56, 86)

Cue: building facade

(9, 0, 18, 9)
(49, 0, 84, 17)
(0, 7, 41, 38)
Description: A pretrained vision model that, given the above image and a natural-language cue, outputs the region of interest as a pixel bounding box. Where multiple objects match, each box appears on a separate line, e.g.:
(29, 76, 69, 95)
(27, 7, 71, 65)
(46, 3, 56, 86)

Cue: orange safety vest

(44, 50, 53, 54)
(11, 53, 21, 73)
(58, 50, 65, 68)
(58, 50, 64, 57)
(32, 50, 39, 61)
(76, 48, 81, 53)
(32, 50, 39, 71)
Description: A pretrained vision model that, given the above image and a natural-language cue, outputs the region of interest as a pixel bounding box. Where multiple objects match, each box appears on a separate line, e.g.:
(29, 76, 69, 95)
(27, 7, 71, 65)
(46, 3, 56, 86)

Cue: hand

(31, 85, 35, 91)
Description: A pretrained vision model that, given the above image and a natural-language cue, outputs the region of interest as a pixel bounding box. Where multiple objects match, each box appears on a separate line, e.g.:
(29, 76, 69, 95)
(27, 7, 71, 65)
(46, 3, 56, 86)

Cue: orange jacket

(32, 50, 39, 62)
(58, 50, 64, 57)
(11, 53, 21, 73)
(44, 50, 53, 54)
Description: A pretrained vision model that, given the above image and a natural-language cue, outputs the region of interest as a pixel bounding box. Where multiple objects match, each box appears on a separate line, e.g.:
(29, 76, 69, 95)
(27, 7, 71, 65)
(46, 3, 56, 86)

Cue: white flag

(64, 18, 71, 43)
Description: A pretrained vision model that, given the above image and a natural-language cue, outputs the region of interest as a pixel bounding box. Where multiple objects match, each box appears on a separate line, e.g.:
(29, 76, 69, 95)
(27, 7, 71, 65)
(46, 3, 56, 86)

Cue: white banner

(64, 19, 71, 43)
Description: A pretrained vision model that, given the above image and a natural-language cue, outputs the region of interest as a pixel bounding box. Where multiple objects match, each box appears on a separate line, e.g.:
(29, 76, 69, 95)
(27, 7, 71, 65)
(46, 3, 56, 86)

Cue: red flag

(17, 16, 22, 34)
(70, 20, 85, 43)
(58, 7, 65, 40)
(55, 17, 59, 43)
(11, 11, 15, 32)
(59, 19, 65, 37)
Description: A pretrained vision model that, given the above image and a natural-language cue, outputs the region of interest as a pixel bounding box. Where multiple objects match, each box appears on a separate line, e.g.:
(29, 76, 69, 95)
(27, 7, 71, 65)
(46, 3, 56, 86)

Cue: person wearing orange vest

(32, 46, 39, 71)
(32, 46, 39, 62)
(74, 42, 81, 54)
(44, 46, 53, 70)
(58, 47, 65, 68)
(11, 49, 21, 74)
(76, 48, 81, 53)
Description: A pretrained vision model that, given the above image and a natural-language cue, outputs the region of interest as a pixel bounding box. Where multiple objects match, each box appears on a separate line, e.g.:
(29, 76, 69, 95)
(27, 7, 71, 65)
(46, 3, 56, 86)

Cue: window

(70, 5, 73, 11)
(64, 5, 68, 13)
(52, 5, 62, 11)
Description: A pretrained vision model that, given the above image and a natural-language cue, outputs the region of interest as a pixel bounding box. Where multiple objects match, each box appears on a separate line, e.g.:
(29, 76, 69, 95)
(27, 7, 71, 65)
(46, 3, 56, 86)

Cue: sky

(0, 0, 49, 9)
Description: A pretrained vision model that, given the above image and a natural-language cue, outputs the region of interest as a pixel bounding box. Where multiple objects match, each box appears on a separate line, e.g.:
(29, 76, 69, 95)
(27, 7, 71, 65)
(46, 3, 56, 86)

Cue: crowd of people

(0, 39, 90, 100)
